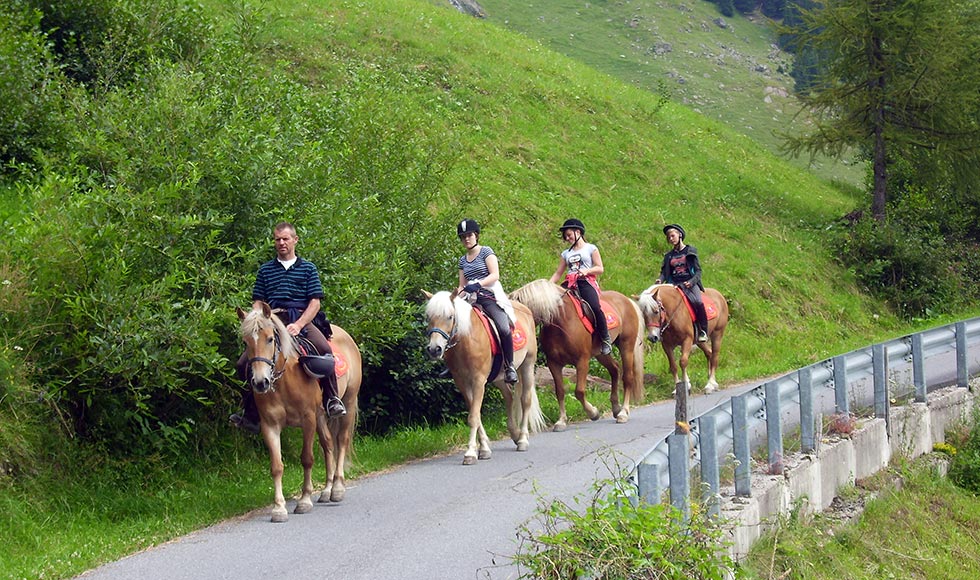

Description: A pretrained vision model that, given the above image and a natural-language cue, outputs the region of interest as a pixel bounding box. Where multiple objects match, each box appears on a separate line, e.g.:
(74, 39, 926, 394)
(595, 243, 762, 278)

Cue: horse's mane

(240, 307, 299, 359)
(637, 284, 674, 317)
(424, 291, 474, 336)
(509, 279, 564, 324)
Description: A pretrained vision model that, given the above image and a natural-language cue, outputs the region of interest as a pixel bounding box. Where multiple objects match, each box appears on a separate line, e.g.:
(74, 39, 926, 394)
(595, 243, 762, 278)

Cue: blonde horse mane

(240, 307, 299, 359)
(508, 279, 564, 324)
(424, 291, 474, 337)
(637, 283, 673, 318)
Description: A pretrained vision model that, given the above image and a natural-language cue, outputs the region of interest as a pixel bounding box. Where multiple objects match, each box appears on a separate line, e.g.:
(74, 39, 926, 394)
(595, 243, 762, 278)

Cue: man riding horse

(231, 221, 346, 434)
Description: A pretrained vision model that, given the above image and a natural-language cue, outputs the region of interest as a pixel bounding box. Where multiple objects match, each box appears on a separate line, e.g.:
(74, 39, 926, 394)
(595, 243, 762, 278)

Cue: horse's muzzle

(426, 344, 445, 360)
(250, 376, 273, 394)
(647, 329, 662, 344)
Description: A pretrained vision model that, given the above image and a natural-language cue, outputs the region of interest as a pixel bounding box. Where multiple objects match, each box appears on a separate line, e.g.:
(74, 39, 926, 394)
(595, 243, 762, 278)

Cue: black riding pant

(478, 297, 514, 367)
(575, 280, 609, 339)
(680, 285, 708, 331)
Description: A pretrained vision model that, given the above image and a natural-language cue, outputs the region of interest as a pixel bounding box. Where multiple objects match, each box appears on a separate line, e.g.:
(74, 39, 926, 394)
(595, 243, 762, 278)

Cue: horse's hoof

(516, 440, 529, 452)
(478, 449, 492, 460)
(615, 412, 629, 424)
(330, 484, 346, 502)
(588, 413, 601, 422)
(462, 455, 477, 465)
(317, 489, 332, 503)
(294, 500, 313, 514)
(704, 385, 717, 394)
(271, 508, 289, 523)
(553, 422, 567, 432)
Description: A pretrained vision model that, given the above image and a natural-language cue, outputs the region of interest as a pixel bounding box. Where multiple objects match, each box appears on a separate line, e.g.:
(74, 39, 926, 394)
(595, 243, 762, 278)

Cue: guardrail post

(732, 394, 751, 497)
(637, 461, 664, 504)
(799, 366, 815, 453)
(872, 343, 890, 426)
(832, 355, 849, 414)
(668, 433, 690, 521)
(699, 415, 720, 519)
(956, 322, 969, 389)
(912, 333, 926, 402)
(765, 381, 783, 475)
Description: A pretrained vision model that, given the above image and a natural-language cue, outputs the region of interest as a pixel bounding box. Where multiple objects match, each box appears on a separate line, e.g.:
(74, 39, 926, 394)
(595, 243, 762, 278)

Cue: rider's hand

(463, 282, 481, 293)
(286, 323, 301, 336)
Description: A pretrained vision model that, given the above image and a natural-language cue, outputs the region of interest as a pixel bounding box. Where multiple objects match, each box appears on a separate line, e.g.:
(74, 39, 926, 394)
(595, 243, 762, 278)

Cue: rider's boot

(600, 333, 613, 355)
(321, 373, 347, 418)
(229, 390, 261, 434)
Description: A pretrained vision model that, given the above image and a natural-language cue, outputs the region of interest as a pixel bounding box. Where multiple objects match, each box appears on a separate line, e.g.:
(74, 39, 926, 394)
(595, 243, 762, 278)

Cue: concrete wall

(718, 383, 977, 561)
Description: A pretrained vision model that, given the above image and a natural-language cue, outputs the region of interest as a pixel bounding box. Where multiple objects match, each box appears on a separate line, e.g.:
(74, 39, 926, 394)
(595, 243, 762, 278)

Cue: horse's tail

(627, 298, 646, 402)
(509, 279, 563, 324)
(526, 385, 547, 434)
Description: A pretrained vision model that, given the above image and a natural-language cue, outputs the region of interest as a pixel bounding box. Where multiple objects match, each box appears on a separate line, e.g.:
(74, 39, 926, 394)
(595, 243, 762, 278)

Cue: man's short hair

(274, 221, 296, 235)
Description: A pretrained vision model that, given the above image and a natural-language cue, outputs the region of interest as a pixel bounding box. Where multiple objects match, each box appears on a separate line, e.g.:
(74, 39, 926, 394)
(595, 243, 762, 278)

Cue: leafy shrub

(838, 216, 956, 318)
(512, 467, 739, 579)
(948, 414, 980, 494)
(0, 5, 68, 167)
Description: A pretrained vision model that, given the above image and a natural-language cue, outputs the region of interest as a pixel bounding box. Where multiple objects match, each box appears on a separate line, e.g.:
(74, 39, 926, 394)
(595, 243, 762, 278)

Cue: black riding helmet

(457, 218, 480, 238)
(558, 218, 586, 236)
(663, 223, 686, 240)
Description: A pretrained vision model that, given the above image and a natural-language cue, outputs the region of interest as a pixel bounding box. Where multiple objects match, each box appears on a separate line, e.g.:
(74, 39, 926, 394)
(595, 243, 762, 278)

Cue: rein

(246, 330, 287, 389)
(649, 293, 684, 334)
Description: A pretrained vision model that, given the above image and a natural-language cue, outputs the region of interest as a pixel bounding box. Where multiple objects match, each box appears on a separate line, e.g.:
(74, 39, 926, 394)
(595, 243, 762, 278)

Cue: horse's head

(635, 285, 667, 344)
(422, 290, 472, 360)
(238, 302, 295, 394)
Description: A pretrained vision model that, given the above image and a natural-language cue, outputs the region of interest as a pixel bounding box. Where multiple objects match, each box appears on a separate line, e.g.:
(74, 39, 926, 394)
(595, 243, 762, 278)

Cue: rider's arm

(286, 298, 321, 335)
(582, 247, 604, 278)
(548, 256, 567, 284)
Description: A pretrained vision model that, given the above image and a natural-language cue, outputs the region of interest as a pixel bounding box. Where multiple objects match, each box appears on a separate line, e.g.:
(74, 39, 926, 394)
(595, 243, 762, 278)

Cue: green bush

(949, 415, 980, 494)
(0, 5, 68, 167)
(512, 469, 739, 579)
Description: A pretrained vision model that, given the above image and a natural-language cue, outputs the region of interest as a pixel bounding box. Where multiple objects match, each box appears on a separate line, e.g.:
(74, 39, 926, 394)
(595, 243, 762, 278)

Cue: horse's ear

(236, 307, 247, 321)
(631, 294, 640, 301)
(449, 288, 459, 300)
(422, 290, 433, 299)
(259, 301, 272, 317)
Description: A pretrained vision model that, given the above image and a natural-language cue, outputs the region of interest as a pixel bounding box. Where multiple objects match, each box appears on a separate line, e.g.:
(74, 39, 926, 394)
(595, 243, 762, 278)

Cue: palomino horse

(423, 290, 547, 465)
(510, 279, 645, 428)
(237, 302, 362, 522)
(635, 284, 729, 394)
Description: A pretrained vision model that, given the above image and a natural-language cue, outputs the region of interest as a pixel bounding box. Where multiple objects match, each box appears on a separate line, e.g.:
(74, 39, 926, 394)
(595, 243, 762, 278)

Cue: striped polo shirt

(252, 257, 324, 307)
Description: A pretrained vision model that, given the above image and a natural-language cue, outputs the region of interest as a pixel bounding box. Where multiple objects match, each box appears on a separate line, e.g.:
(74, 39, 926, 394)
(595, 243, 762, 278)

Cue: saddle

(296, 335, 349, 378)
(471, 305, 528, 381)
(566, 289, 620, 335)
(671, 287, 719, 322)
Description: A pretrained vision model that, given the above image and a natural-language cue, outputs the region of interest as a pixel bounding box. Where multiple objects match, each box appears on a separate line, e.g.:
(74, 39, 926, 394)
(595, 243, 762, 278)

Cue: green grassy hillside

(477, 0, 866, 187)
(207, 0, 912, 381)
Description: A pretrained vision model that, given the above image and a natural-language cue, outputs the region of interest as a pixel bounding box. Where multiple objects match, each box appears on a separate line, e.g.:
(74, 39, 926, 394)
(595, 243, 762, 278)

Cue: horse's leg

(574, 357, 601, 422)
(704, 332, 722, 394)
(329, 413, 353, 501)
(615, 343, 636, 424)
(678, 341, 693, 395)
(665, 343, 682, 396)
(547, 360, 569, 431)
(262, 427, 289, 523)
(294, 413, 316, 515)
(315, 412, 333, 503)
(462, 381, 487, 465)
(597, 351, 623, 422)
(514, 370, 531, 452)
(697, 339, 718, 393)
(498, 380, 520, 445)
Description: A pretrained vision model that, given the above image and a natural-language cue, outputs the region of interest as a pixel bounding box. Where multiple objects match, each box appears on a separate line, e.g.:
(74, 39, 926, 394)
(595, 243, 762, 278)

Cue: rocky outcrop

(448, 0, 485, 18)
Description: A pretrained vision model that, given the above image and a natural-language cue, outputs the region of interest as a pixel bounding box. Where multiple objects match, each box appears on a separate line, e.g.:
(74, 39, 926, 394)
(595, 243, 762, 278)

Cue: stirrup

(697, 329, 708, 343)
(504, 365, 518, 384)
(600, 337, 613, 355)
(325, 396, 347, 418)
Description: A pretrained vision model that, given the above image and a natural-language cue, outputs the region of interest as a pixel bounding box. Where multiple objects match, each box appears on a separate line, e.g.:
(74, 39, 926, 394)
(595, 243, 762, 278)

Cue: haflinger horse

(237, 301, 362, 522)
(509, 279, 645, 429)
(423, 290, 547, 465)
(635, 284, 729, 395)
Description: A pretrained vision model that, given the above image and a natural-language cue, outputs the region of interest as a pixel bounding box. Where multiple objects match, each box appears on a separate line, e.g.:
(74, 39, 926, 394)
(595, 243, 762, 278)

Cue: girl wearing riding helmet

(456, 218, 519, 384)
(655, 223, 709, 343)
(548, 218, 613, 355)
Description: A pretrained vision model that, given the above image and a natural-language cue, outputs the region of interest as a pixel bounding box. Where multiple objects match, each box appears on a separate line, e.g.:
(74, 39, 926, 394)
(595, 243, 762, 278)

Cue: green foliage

(513, 469, 739, 579)
(948, 415, 980, 494)
(0, 5, 69, 167)
(837, 216, 956, 318)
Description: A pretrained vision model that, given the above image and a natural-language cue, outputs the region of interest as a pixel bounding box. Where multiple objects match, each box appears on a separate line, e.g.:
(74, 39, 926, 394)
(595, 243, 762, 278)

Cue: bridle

(426, 315, 460, 351)
(646, 292, 684, 334)
(246, 327, 287, 389)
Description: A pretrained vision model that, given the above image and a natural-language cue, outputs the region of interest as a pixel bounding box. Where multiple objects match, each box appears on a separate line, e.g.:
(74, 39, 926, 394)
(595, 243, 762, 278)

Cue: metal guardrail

(629, 317, 980, 517)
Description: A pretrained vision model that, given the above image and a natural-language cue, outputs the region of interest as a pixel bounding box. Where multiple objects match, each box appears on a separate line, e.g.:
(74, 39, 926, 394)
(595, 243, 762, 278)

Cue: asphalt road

(74, 384, 758, 580)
